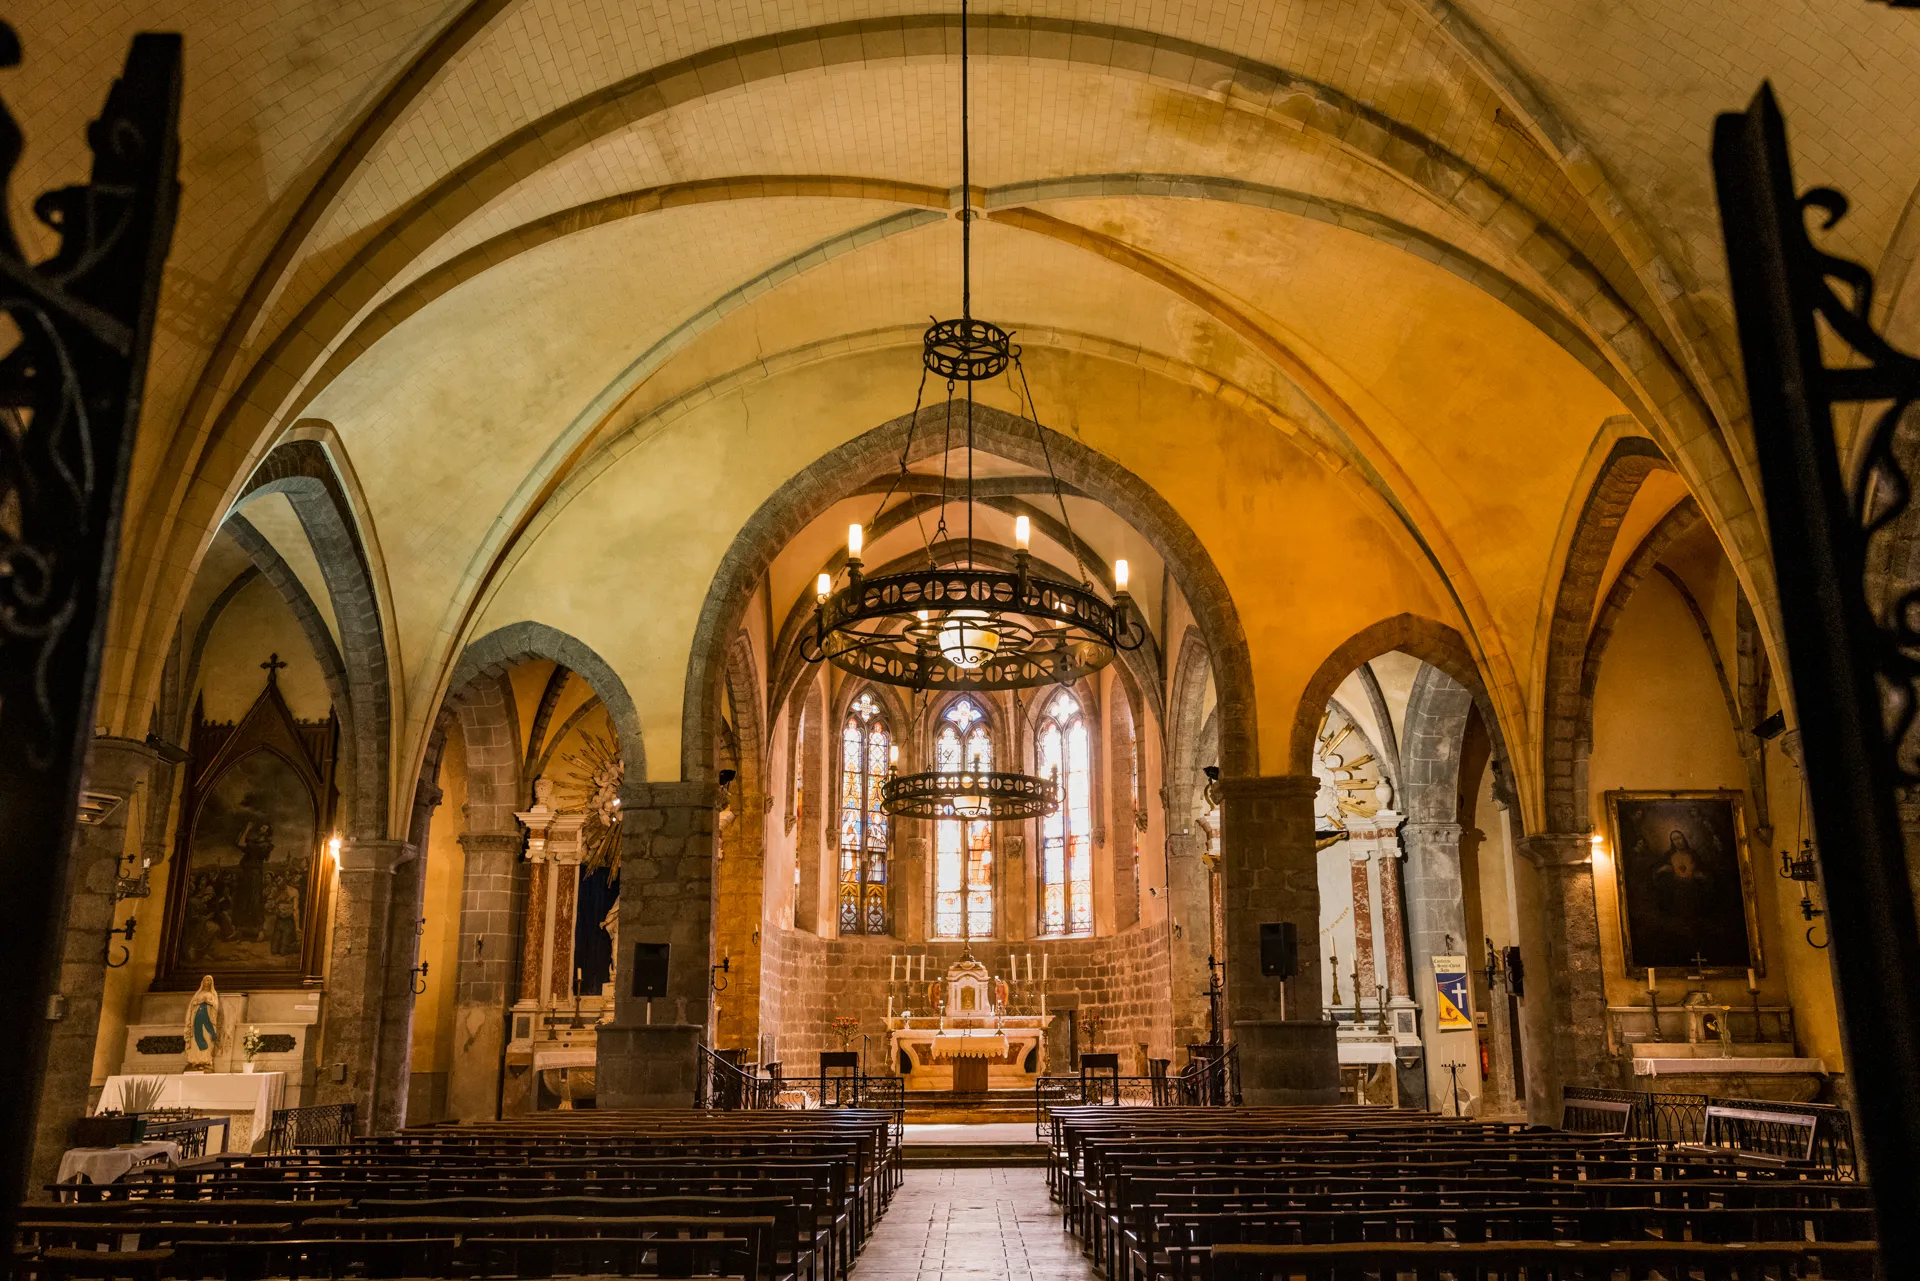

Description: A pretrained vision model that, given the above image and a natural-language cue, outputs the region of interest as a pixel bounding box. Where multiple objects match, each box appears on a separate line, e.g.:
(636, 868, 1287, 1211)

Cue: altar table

(96, 1072, 285, 1152)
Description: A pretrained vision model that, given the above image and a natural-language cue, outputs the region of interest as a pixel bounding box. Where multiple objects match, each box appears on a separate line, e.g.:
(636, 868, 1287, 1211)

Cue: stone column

(1401, 820, 1479, 1115)
(712, 780, 764, 1054)
(447, 830, 523, 1121)
(1514, 831, 1611, 1122)
(30, 737, 157, 1191)
(546, 814, 586, 1003)
(597, 781, 719, 1108)
(370, 782, 443, 1132)
(315, 838, 408, 1127)
(1218, 774, 1338, 1103)
(1375, 827, 1411, 1002)
(1164, 829, 1213, 1051)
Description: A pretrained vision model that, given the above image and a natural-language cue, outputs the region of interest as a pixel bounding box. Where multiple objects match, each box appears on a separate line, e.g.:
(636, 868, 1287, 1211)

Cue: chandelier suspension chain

(1015, 353, 1093, 587)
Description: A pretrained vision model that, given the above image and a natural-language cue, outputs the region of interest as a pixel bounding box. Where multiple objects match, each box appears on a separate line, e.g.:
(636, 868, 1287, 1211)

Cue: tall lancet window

(934, 697, 995, 939)
(839, 691, 890, 935)
(1038, 689, 1093, 935)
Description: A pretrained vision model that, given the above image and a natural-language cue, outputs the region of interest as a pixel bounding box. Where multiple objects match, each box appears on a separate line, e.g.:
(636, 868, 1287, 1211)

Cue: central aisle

(854, 1167, 1096, 1280)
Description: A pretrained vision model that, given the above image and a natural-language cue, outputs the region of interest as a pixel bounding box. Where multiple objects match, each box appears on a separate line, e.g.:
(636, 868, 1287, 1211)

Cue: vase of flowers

(829, 1016, 861, 1050)
(241, 1027, 265, 1072)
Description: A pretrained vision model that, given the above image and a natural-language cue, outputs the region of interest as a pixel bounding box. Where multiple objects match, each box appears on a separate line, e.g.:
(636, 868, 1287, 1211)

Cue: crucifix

(260, 653, 288, 684)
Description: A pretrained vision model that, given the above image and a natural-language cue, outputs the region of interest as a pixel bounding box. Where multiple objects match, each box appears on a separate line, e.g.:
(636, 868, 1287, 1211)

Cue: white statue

(184, 975, 222, 1072)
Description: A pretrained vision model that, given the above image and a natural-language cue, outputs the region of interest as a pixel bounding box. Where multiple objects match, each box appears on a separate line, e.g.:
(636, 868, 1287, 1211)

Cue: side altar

(886, 956, 1052, 1092)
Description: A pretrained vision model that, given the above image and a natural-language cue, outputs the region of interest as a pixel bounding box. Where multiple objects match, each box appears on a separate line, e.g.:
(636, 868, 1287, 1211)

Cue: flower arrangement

(829, 1016, 861, 1049)
(241, 1027, 266, 1061)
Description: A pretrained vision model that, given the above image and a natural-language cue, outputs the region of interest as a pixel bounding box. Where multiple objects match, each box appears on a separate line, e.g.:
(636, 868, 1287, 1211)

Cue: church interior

(7, 0, 1920, 1274)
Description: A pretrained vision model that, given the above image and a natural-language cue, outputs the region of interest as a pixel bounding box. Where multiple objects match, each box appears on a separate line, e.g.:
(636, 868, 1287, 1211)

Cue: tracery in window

(839, 691, 890, 934)
(1038, 689, 1093, 935)
(933, 697, 994, 939)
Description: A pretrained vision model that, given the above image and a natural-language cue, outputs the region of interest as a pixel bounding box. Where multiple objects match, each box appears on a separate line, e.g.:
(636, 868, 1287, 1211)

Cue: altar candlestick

(888, 995, 894, 1018)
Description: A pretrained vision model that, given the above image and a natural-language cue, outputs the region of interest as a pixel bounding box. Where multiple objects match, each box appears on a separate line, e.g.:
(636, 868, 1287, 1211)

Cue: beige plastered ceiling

(13, 1, 1920, 833)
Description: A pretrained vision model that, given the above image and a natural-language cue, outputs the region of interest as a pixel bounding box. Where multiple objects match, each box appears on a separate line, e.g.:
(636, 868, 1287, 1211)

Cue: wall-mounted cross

(261, 653, 288, 684)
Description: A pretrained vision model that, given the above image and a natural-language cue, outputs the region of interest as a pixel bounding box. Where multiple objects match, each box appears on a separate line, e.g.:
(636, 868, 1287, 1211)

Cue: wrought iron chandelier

(800, 0, 1149, 822)
(799, 0, 1146, 702)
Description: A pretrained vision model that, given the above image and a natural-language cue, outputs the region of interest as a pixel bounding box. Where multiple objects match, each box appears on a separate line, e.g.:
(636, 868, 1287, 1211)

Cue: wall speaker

(1259, 922, 1297, 978)
(632, 943, 670, 999)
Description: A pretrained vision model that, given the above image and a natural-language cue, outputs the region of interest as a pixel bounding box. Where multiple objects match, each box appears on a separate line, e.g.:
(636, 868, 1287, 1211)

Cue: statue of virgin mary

(184, 975, 222, 1071)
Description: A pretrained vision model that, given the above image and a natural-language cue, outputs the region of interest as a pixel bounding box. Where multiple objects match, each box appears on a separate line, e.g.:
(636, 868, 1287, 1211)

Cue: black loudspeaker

(1260, 922, 1297, 978)
(632, 943, 670, 999)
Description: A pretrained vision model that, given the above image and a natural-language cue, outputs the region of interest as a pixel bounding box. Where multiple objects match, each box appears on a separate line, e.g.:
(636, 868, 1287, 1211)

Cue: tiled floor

(854, 1167, 1093, 1279)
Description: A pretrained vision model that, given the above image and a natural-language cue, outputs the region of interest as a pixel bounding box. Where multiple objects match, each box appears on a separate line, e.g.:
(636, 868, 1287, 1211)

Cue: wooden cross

(261, 653, 288, 684)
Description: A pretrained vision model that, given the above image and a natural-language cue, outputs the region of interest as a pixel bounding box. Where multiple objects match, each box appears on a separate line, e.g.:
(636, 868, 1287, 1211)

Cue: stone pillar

(1401, 820, 1479, 1115)
(1514, 831, 1611, 1122)
(447, 831, 523, 1121)
(1164, 829, 1213, 1051)
(597, 781, 719, 1108)
(547, 818, 585, 1003)
(315, 838, 408, 1127)
(1376, 829, 1411, 1002)
(372, 850, 427, 1133)
(30, 737, 157, 1191)
(713, 780, 764, 1054)
(1219, 774, 1338, 1104)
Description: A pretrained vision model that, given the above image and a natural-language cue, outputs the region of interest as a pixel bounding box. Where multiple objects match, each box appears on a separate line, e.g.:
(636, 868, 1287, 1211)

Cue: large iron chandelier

(800, 0, 1147, 822)
(799, 2, 1146, 702)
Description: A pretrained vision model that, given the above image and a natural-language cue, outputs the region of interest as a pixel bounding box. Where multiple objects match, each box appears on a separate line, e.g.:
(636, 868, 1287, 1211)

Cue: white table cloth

(95, 1072, 285, 1152)
(931, 1032, 1010, 1060)
(56, 1141, 178, 1186)
(1633, 1057, 1826, 1075)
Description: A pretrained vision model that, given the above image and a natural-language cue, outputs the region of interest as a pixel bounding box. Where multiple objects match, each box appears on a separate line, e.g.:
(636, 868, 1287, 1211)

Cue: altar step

(902, 1089, 1034, 1126)
(903, 1142, 1048, 1168)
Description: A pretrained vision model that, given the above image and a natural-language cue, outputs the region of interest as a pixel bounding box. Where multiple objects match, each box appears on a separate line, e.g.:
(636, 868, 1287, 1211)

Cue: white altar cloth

(931, 1032, 1010, 1060)
(57, 1141, 178, 1186)
(96, 1072, 286, 1152)
(1633, 1057, 1826, 1076)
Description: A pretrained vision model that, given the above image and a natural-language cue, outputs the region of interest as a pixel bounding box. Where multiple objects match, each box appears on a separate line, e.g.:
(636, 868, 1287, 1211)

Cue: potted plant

(241, 1027, 265, 1073)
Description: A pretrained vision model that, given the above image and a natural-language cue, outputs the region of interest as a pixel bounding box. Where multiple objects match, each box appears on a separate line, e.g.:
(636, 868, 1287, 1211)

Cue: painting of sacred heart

(181, 752, 317, 970)
(1605, 790, 1761, 973)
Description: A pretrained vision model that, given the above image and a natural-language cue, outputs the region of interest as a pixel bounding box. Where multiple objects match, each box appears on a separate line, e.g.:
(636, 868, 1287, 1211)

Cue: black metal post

(0, 25, 179, 1229)
(1712, 83, 1920, 1263)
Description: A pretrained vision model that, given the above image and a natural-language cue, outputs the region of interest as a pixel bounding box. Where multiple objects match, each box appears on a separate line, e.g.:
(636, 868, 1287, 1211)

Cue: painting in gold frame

(1604, 789, 1761, 974)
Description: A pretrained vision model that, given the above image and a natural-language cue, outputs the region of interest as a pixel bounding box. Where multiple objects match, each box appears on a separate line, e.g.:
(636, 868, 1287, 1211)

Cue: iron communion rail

(1563, 1085, 1857, 1177)
(1033, 1046, 1243, 1138)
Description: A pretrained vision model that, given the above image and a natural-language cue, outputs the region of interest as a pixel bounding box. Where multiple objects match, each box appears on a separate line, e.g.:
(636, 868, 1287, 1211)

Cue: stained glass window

(933, 697, 994, 939)
(839, 691, 890, 935)
(1038, 690, 1093, 935)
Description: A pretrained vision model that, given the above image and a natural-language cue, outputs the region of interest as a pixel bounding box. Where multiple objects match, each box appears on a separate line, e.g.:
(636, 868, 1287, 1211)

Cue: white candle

(888, 995, 894, 1018)
(1041, 993, 1047, 1016)
(1043, 954, 1049, 981)
(1646, 967, 1656, 993)
(890, 954, 898, 983)
(1747, 967, 1760, 992)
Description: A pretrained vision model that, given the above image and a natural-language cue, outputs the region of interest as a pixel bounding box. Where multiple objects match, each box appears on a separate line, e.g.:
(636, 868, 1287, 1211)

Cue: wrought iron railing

(263, 1103, 357, 1154)
(1034, 1047, 1241, 1137)
(1563, 1086, 1855, 1177)
(141, 1113, 228, 1159)
(696, 1045, 781, 1111)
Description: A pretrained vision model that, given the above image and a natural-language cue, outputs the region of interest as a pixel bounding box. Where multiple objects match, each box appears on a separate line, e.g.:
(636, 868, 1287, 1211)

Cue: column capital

(622, 780, 724, 810)
(1516, 831, 1592, 869)
(457, 831, 524, 855)
(337, 838, 413, 873)
(1401, 820, 1464, 847)
(1217, 772, 1319, 803)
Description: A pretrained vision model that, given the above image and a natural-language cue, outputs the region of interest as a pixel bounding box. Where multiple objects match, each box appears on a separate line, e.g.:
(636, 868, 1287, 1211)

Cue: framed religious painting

(1604, 789, 1762, 975)
(155, 666, 338, 990)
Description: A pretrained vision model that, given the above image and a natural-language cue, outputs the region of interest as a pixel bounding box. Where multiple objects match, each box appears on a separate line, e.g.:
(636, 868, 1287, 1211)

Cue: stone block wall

(757, 924, 1175, 1077)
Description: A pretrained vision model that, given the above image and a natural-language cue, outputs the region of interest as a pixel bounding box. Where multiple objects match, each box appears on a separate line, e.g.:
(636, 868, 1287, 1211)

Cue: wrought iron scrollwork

(0, 23, 181, 1226)
(1713, 83, 1920, 1262)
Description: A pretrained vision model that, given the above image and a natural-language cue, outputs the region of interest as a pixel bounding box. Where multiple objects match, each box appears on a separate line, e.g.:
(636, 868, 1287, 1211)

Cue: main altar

(886, 956, 1052, 1092)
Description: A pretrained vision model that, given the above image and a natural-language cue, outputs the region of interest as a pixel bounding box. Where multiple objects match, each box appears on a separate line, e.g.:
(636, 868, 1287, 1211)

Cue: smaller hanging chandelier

(881, 762, 1060, 821)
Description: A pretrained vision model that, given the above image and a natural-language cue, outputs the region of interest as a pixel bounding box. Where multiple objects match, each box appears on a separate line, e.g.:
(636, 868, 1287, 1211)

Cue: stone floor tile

(855, 1168, 1094, 1281)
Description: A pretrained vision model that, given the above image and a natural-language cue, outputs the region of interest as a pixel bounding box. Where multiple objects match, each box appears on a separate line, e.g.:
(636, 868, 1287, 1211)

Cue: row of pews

(1046, 1105, 1880, 1280)
(16, 1110, 901, 1280)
